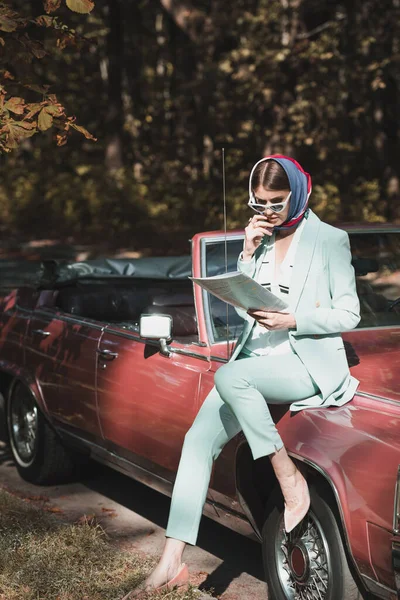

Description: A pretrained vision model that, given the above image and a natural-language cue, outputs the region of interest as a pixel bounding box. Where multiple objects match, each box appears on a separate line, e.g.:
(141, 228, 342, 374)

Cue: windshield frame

(200, 233, 245, 346)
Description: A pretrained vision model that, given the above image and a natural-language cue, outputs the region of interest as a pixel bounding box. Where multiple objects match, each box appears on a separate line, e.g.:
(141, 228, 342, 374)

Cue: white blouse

(241, 219, 306, 357)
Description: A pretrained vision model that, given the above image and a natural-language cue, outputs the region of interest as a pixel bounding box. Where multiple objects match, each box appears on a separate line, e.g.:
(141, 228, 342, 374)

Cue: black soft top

(39, 256, 192, 287)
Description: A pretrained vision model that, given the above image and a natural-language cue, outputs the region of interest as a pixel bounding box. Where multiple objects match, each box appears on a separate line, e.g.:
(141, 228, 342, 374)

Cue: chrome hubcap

(10, 388, 38, 465)
(276, 514, 331, 599)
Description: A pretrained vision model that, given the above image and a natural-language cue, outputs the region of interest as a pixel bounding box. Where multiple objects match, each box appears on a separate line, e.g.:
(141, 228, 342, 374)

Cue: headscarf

(248, 154, 312, 230)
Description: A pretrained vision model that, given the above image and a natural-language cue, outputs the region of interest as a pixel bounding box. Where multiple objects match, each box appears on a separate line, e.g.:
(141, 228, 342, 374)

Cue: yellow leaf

(38, 108, 53, 131)
(25, 103, 43, 119)
(45, 104, 63, 116)
(4, 97, 25, 114)
(0, 14, 19, 33)
(70, 122, 97, 141)
(44, 0, 62, 13)
(65, 0, 95, 14)
(5, 120, 37, 148)
(35, 15, 56, 27)
(56, 132, 68, 146)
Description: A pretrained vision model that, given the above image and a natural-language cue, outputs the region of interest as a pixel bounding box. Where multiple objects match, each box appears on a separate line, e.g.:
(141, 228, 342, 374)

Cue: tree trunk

(104, 0, 124, 172)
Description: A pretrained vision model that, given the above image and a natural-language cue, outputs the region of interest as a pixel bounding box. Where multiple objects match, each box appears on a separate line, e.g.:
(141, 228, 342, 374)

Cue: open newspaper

(190, 271, 288, 312)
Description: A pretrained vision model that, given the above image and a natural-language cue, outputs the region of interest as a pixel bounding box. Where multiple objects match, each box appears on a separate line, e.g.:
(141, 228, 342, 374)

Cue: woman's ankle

(157, 538, 186, 575)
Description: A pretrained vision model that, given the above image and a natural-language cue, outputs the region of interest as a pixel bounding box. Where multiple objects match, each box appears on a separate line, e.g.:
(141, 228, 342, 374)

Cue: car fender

(277, 395, 400, 588)
(0, 360, 49, 418)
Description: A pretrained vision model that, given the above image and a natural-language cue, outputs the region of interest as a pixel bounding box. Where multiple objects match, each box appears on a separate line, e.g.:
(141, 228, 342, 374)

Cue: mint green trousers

(165, 352, 319, 545)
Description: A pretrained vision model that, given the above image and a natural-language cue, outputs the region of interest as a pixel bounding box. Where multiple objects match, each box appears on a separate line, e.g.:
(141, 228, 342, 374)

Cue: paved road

(0, 433, 267, 599)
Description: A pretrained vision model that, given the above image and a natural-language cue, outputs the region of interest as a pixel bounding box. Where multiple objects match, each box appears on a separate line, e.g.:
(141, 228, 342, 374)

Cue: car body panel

(24, 309, 103, 439)
(96, 325, 210, 475)
(345, 328, 400, 402)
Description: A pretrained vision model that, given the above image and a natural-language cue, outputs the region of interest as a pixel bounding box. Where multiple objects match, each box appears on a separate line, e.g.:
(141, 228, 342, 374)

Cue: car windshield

(203, 231, 400, 343)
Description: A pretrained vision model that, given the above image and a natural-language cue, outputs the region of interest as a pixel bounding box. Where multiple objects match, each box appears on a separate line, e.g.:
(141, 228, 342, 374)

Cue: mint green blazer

(231, 209, 361, 412)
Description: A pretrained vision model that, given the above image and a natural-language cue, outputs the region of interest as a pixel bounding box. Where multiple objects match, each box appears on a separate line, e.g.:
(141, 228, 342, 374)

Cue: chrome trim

(159, 338, 172, 357)
(392, 536, 400, 596)
(394, 466, 400, 535)
(348, 227, 400, 234)
(357, 391, 400, 407)
(34, 308, 208, 361)
(32, 329, 51, 337)
(355, 325, 400, 332)
(97, 348, 119, 360)
(170, 347, 210, 361)
(104, 326, 140, 340)
(210, 355, 228, 363)
(360, 574, 397, 599)
(199, 235, 245, 347)
(35, 308, 105, 331)
(190, 237, 204, 346)
(200, 238, 216, 344)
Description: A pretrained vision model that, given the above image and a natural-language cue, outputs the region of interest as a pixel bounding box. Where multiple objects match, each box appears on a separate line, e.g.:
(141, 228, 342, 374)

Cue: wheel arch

(0, 367, 48, 420)
(235, 441, 366, 593)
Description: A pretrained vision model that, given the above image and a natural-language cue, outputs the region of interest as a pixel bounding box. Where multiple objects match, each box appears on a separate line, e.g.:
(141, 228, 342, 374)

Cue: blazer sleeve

(293, 231, 360, 336)
(234, 252, 257, 320)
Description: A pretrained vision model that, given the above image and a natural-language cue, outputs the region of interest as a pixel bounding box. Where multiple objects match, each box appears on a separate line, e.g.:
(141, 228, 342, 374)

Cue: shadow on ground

(85, 467, 264, 595)
(0, 406, 264, 598)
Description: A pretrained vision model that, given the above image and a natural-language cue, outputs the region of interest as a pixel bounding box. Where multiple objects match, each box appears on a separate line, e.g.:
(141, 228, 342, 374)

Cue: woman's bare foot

(140, 557, 183, 591)
(270, 447, 310, 532)
(122, 538, 186, 599)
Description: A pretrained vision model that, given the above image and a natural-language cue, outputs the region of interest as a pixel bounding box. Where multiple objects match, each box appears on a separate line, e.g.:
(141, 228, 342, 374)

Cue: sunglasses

(248, 191, 291, 214)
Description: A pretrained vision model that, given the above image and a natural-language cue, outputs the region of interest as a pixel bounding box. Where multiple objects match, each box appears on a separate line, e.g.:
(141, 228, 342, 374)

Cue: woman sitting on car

(123, 155, 361, 599)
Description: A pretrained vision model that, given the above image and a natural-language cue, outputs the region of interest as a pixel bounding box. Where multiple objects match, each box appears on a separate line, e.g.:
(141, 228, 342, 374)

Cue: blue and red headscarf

(248, 154, 312, 230)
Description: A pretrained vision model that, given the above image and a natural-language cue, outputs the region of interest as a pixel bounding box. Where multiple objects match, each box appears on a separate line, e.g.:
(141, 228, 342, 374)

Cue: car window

(203, 231, 400, 344)
(350, 231, 400, 328)
(203, 238, 246, 342)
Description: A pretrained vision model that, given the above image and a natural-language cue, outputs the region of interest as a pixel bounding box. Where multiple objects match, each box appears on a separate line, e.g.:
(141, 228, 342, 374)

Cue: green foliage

(0, 0, 398, 248)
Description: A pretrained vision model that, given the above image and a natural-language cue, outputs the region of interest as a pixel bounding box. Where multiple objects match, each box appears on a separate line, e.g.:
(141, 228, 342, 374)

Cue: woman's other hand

(243, 216, 274, 261)
(247, 310, 296, 330)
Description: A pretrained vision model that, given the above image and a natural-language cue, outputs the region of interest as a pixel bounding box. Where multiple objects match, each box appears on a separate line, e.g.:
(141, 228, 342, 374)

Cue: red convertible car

(0, 225, 399, 600)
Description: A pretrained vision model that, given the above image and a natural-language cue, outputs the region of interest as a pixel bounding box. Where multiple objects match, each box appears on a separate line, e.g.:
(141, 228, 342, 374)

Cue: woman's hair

(251, 159, 290, 192)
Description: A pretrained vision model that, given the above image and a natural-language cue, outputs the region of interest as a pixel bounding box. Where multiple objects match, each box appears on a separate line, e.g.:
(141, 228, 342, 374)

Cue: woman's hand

(247, 310, 296, 330)
(242, 215, 274, 261)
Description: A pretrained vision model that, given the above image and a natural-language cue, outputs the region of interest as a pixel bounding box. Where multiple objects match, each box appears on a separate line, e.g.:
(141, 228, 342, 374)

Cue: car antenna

(222, 147, 230, 358)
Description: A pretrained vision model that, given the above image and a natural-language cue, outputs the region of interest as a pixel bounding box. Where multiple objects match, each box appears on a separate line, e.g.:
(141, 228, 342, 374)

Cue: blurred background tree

(0, 0, 399, 255)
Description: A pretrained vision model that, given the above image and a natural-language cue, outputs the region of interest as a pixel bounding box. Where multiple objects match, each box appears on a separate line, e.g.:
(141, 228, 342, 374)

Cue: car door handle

(32, 329, 51, 337)
(96, 348, 119, 360)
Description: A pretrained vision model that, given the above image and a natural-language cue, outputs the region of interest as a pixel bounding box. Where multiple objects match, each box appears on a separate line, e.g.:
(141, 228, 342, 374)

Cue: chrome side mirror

(139, 314, 173, 356)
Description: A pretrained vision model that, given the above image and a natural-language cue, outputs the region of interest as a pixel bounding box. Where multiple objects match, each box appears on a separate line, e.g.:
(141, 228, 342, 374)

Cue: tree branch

(296, 14, 346, 40)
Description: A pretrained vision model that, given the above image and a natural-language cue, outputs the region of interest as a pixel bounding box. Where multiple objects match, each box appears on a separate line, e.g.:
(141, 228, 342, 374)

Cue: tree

(0, 0, 398, 252)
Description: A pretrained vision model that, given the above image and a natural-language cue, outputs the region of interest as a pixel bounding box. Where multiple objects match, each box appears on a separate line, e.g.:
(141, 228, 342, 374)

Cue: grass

(0, 489, 209, 600)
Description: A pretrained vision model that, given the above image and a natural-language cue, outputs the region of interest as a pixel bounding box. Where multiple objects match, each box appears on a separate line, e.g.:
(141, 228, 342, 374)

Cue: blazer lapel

(288, 210, 321, 312)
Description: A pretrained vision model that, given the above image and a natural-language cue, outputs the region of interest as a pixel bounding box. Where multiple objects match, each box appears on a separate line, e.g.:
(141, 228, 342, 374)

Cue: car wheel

(7, 382, 77, 484)
(262, 484, 364, 600)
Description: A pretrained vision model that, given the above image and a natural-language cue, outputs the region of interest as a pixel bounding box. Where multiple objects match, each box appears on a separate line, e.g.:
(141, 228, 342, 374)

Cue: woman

(122, 155, 360, 599)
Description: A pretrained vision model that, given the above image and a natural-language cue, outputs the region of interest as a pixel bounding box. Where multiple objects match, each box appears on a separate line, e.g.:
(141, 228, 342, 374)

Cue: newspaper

(190, 271, 288, 312)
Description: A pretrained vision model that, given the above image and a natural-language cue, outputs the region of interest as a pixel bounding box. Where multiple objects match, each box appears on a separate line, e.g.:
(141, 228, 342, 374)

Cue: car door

(96, 324, 211, 479)
(25, 298, 104, 441)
